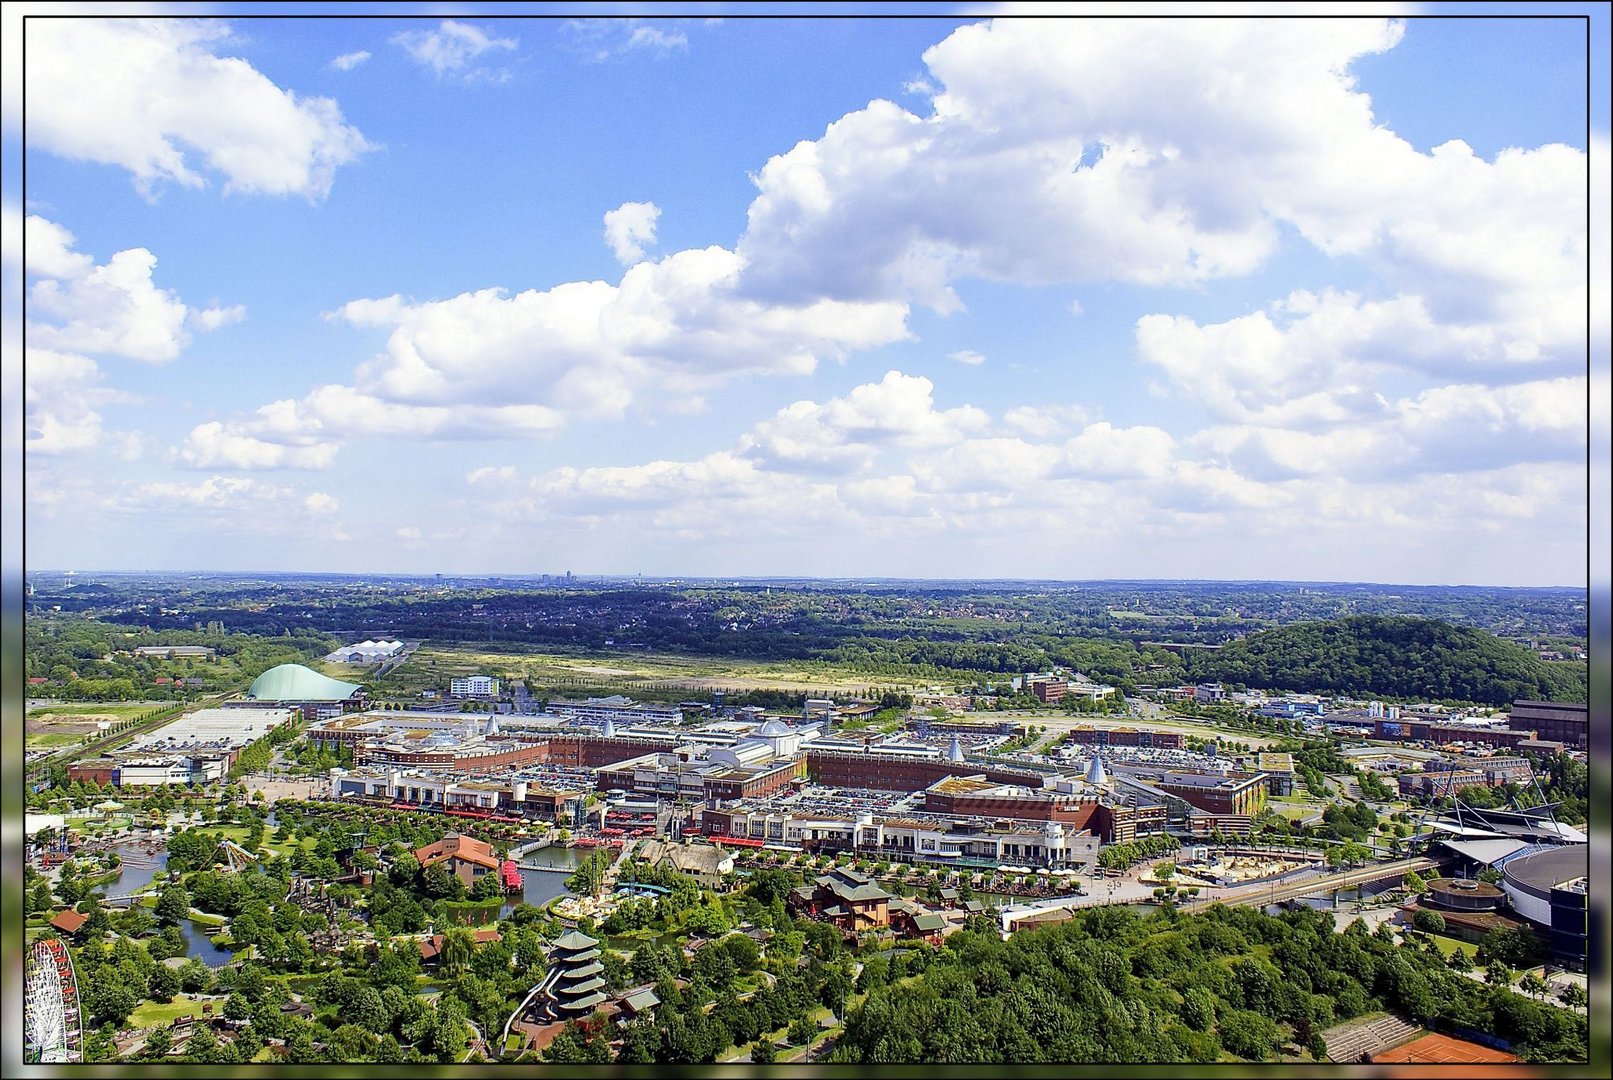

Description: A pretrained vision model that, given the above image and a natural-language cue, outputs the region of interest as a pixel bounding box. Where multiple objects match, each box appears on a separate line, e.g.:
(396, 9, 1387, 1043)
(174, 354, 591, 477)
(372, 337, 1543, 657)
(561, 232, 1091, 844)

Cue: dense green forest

(1186, 617, 1585, 705)
(832, 904, 1585, 1063)
(24, 618, 336, 700)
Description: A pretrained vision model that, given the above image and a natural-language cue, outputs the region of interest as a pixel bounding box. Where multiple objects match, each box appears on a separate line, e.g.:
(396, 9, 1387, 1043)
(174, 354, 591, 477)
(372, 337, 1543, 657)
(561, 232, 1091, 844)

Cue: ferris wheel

(25, 937, 84, 1064)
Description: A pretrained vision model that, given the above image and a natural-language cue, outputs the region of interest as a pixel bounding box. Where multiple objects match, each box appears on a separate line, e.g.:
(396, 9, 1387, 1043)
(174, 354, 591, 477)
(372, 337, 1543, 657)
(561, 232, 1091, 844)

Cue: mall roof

(246, 663, 363, 703)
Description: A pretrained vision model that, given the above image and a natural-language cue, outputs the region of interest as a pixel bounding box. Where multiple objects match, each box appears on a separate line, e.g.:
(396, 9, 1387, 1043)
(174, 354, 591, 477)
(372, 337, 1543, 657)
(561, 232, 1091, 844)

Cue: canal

(501, 846, 587, 916)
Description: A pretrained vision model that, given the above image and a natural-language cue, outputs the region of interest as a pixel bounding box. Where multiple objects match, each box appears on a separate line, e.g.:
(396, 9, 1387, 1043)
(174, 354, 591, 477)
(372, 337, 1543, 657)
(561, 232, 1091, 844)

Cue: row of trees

(1097, 834, 1181, 872)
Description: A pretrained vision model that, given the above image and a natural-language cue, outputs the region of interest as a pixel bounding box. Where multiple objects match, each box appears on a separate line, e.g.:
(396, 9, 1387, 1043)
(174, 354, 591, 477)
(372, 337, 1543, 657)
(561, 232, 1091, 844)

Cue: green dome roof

(246, 663, 362, 702)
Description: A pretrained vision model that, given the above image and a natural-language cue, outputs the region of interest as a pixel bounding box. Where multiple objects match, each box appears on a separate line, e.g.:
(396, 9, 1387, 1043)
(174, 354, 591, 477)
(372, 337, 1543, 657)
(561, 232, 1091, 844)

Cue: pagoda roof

(552, 929, 600, 950)
(556, 960, 604, 980)
(555, 990, 607, 1013)
(556, 975, 607, 996)
(554, 946, 599, 964)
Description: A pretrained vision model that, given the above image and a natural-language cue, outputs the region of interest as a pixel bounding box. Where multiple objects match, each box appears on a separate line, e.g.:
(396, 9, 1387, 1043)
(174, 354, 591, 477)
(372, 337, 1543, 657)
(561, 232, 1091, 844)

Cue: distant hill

(1187, 615, 1586, 705)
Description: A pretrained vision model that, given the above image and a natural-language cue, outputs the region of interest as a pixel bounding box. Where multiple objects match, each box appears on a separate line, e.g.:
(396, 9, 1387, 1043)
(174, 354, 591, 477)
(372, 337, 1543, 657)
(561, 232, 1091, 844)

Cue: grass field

(130, 997, 214, 1029)
(26, 703, 164, 719)
(332, 644, 932, 698)
(25, 732, 86, 748)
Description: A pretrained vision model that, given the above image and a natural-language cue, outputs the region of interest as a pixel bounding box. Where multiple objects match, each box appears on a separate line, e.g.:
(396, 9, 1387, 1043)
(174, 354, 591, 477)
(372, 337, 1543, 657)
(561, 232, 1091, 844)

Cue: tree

(1403, 870, 1427, 895)
(142, 1027, 173, 1060)
(566, 850, 611, 899)
(1181, 987, 1217, 1032)
(29, 879, 53, 914)
(1217, 1008, 1281, 1061)
(1486, 962, 1515, 989)
(440, 926, 476, 973)
(328, 1024, 379, 1062)
(1411, 909, 1445, 934)
(751, 1038, 777, 1063)
(1518, 974, 1546, 1001)
(471, 870, 505, 901)
(1559, 983, 1587, 1009)
(156, 883, 190, 925)
(685, 901, 730, 938)
(146, 964, 180, 1002)
(182, 1023, 221, 1064)
(616, 1019, 662, 1063)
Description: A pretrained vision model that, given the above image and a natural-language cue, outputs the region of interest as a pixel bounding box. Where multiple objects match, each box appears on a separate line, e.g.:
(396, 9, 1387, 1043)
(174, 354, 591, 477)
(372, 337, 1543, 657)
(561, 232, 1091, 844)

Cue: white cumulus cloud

(604, 201, 662, 264)
(330, 50, 370, 71)
(26, 218, 191, 363)
(26, 18, 372, 199)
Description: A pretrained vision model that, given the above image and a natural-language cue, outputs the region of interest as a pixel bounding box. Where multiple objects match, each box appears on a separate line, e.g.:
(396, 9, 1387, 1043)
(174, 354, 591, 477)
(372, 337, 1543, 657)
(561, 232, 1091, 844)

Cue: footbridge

(1180, 856, 1443, 911)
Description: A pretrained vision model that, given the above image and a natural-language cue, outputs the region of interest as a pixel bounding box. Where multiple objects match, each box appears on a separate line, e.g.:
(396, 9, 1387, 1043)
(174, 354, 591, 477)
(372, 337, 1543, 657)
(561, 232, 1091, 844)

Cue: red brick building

(1031, 679, 1068, 704)
(804, 750, 1047, 792)
(1506, 701, 1587, 750)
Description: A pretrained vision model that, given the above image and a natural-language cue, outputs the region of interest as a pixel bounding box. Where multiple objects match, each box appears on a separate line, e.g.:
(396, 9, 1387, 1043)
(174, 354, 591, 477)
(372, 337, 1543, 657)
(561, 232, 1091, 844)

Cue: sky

(6, 4, 1609, 586)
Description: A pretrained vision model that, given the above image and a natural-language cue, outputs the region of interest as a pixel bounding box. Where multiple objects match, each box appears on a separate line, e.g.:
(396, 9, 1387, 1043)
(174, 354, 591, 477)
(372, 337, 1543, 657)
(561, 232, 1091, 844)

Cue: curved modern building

(1500, 845, 1589, 971)
(243, 663, 365, 720)
(1424, 877, 1504, 913)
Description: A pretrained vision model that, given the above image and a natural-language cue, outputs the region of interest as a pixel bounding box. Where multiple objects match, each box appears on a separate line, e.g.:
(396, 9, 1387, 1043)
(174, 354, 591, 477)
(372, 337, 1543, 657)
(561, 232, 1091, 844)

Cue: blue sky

(8, 5, 1608, 586)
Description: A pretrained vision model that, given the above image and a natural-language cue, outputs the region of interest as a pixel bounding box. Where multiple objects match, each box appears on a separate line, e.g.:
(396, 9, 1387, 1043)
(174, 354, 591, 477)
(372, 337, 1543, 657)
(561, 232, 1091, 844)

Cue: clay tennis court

(1372, 1033, 1520, 1064)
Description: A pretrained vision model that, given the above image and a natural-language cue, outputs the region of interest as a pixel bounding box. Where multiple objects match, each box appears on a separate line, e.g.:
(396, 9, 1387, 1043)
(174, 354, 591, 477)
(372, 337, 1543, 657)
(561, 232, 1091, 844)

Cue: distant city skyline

(11, 7, 1609, 588)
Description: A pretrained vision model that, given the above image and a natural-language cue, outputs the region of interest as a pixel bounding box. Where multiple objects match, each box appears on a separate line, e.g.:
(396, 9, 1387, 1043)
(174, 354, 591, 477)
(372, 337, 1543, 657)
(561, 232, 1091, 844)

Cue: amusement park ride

(25, 936, 84, 1063)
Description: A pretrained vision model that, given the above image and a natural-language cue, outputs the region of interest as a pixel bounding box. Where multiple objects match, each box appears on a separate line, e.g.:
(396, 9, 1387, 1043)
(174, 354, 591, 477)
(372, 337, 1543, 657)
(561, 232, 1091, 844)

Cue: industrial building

(1506, 701, 1588, 750)
(1065, 726, 1186, 751)
(69, 707, 294, 788)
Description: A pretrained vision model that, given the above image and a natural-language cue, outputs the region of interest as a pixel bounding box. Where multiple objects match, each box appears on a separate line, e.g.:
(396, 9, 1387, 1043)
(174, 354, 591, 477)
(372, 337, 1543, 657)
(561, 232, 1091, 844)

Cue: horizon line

(20, 569, 1591, 591)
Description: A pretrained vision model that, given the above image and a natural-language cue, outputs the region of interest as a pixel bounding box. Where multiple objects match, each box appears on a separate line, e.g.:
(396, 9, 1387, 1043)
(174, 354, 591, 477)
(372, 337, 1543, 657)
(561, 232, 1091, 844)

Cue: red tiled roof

(413, 833, 501, 871)
(50, 910, 88, 933)
(419, 928, 502, 959)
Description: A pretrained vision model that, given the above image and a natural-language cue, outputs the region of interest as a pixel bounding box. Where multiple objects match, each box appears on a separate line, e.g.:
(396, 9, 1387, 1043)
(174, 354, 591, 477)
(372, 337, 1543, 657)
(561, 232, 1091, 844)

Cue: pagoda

(546, 930, 607, 1019)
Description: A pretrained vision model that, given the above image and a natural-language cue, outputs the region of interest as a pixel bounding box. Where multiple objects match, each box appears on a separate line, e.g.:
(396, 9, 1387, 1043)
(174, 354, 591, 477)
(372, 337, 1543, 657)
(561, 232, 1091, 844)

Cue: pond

(500, 846, 587, 917)
(180, 919, 235, 968)
(103, 841, 170, 897)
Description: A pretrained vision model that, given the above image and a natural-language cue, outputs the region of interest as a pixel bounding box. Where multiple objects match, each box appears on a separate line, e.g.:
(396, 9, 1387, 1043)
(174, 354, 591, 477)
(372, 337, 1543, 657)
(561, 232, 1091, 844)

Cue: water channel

(101, 840, 235, 967)
(500, 845, 587, 917)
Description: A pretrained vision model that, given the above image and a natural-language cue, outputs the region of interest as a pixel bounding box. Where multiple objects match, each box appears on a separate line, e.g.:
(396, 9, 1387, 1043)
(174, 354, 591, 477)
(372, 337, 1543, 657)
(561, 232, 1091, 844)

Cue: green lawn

(129, 997, 212, 1029)
(1429, 934, 1479, 959)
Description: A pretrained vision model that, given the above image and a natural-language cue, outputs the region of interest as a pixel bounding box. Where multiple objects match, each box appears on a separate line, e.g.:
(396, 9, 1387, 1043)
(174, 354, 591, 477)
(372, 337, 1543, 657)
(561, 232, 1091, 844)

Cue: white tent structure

(326, 639, 405, 664)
